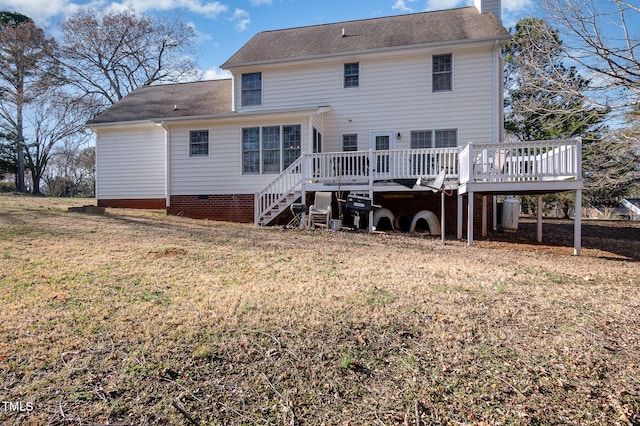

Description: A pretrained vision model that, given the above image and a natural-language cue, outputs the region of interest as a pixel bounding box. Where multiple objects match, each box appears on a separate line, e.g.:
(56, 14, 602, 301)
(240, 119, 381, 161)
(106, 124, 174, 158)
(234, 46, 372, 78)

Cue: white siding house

(87, 0, 585, 253)
(95, 124, 166, 206)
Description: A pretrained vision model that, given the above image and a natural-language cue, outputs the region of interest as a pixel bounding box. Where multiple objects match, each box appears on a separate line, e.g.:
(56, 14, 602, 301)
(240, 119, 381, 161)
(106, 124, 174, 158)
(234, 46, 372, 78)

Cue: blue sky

(2, 0, 537, 80)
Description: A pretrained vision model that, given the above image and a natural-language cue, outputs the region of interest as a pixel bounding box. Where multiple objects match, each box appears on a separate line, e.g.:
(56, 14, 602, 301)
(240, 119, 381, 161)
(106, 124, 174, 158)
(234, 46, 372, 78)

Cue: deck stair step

(258, 191, 301, 226)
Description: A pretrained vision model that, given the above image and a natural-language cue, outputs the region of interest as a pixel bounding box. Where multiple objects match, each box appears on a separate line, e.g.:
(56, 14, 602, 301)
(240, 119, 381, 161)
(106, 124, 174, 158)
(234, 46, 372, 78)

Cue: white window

(241, 72, 262, 106)
(410, 131, 432, 149)
(242, 124, 301, 174)
(435, 129, 457, 147)
(344, 63, 359, 88)
(410, 129, 457, 174)
(432, 54, 452, 92)
(313, 128, 322, 153)
(410, 129, 457, 148)
(342, 134, 358, 151)
(189, 130, 209, 157)
(242, 127, 260, 174)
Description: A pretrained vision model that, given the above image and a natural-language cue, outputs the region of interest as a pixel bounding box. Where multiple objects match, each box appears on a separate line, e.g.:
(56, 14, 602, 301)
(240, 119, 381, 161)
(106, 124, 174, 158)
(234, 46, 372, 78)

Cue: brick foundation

(168, 194, 254, 223)
(98, 198, 166, 210)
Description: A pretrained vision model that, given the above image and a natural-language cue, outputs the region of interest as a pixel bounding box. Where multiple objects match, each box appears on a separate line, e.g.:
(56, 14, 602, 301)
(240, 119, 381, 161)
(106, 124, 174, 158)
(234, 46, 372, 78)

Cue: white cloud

(107, 0, 228, 19)
(392, 0, 415, 13)
(202, 66, 232, 80)
(249, 0, 271, 5)
(230, 8, 250, 32)
(0, 0, 230, 23)
(0, 0, 89, 24)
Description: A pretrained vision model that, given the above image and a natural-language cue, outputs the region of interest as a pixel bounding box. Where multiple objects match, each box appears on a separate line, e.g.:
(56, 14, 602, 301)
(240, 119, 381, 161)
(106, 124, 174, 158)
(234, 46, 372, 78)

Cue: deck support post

(467, 192, 474, 246)
(441, 190, 445, 243)
(574, 189, 582, 255)
(482, 195, 488, 237)
(537, 194, 543, 243)
(457, 193, 463, 240)
(492, 196, 498, 230)
(368, 188, 374, 233)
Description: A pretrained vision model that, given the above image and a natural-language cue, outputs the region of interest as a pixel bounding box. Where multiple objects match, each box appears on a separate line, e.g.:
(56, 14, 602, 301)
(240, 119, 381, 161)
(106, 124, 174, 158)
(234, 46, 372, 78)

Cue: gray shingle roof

(222, 7, 509, 68)
(87, 79, 232, 125)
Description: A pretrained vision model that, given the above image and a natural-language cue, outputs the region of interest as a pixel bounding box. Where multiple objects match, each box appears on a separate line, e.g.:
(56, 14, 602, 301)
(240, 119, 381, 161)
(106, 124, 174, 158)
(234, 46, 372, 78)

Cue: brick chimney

(474, 0, 501, 23)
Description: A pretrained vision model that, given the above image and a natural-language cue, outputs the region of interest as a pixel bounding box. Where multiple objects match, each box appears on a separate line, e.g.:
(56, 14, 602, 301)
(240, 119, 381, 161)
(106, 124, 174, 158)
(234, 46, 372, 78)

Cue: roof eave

(221, 35, 511, 70)
(86, 119, 160, 130)
(151, 105, 331, 124)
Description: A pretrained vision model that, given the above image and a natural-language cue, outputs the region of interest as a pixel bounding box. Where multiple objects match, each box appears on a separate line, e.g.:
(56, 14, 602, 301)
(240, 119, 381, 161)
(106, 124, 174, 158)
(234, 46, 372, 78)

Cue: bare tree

(0, 12, 56, 192)
(45, 143, 95, 197)
(58, 8, 199, 109)
(23, 90, 95, 195)
(542, 0, 640, 110)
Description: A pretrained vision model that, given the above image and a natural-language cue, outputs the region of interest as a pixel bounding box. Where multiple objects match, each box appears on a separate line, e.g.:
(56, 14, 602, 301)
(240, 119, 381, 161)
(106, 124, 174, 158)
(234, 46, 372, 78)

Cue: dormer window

(432, 54, 452, 92)
(344, 63, 359, 88)
(241, 72, 262, 106)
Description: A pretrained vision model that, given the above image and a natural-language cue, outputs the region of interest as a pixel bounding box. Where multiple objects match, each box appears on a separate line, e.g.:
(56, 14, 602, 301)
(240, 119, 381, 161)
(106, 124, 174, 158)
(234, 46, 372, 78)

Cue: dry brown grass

(0, 193, 638, 425)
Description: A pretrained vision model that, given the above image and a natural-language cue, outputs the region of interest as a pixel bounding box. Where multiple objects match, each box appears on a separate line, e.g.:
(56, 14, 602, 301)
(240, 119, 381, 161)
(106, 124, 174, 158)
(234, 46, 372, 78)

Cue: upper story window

(344, 63, 359, 88)
(432, 54, 452, 92)
(189, 130, 209, 157)
(241, 72, 262, 106)
(342, 134, 358, 151)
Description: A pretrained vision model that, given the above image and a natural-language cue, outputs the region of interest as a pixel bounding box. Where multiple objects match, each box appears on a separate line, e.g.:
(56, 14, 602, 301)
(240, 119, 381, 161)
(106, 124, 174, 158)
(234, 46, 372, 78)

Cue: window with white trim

(242, 127, 260, 174)
(411, 129, 457, 148)
(410, 130, 432, 149)
(242, 124, 301, 174)
(283, 125, 301, 169)
(241, 72, 262, 106)
(410, 129, 457, 173)
(435, 129, 457, 147)
(189, 130, 209, 157)
(313, 128, 322, 153)
(342, 134, 358, 151)
(262, 126, 280, 174)
(344, 63, 359, 88)
(432, 54, 452, 92)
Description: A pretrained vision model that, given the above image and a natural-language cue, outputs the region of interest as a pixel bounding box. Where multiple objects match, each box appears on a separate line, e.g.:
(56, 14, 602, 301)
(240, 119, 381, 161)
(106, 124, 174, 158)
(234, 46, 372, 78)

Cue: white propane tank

(501, 196, 520, 233)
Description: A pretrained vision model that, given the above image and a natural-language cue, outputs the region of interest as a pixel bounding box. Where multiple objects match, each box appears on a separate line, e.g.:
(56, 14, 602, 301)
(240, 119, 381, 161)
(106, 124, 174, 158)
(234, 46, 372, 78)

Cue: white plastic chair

(308, 192, 332, 228)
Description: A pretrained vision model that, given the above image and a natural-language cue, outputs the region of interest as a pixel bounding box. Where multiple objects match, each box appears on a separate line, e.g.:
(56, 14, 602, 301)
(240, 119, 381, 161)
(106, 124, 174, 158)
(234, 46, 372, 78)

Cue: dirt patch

(479, 218, 640, 260)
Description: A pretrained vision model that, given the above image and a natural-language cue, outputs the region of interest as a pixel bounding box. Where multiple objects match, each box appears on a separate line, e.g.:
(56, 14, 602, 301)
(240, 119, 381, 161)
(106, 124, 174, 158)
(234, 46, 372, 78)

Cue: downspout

(160, 121, 170, 208)
(493, 38, 501, 144)
(492, 38, 502, 230)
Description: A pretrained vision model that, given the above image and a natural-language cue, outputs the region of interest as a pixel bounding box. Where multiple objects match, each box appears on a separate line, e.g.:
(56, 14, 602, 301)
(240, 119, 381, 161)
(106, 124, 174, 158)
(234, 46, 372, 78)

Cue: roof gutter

(86, 119, 159, 130)
(150, 105, 330, 125)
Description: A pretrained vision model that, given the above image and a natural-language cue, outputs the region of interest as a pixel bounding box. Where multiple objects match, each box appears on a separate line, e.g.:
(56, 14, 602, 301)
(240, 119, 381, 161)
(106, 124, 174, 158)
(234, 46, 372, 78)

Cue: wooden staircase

(255, 156, 304, 226)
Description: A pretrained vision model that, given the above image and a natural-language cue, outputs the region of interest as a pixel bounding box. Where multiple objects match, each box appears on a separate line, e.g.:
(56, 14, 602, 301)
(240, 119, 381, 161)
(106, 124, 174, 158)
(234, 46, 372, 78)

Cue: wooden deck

(255, 137, 583, 254)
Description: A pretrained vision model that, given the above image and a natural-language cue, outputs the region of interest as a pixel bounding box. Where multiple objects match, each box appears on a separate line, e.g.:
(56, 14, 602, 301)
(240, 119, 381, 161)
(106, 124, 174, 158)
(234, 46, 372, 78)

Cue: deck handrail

(460, 138, 582, 184)
(254, 156, 304, 224)
(305, 148, 459, 183)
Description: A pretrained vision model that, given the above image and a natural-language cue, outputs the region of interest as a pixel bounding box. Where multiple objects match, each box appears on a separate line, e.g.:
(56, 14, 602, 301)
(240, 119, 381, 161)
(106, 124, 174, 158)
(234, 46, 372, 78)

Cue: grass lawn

(0, 193, 638, 425)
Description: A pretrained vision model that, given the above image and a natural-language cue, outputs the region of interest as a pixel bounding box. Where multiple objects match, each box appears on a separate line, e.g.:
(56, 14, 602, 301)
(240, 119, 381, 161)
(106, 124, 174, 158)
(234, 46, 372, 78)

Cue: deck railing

(254, 156, 303, 224)
(306, 148, 459, 183)
(459, 138, 582, 184)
